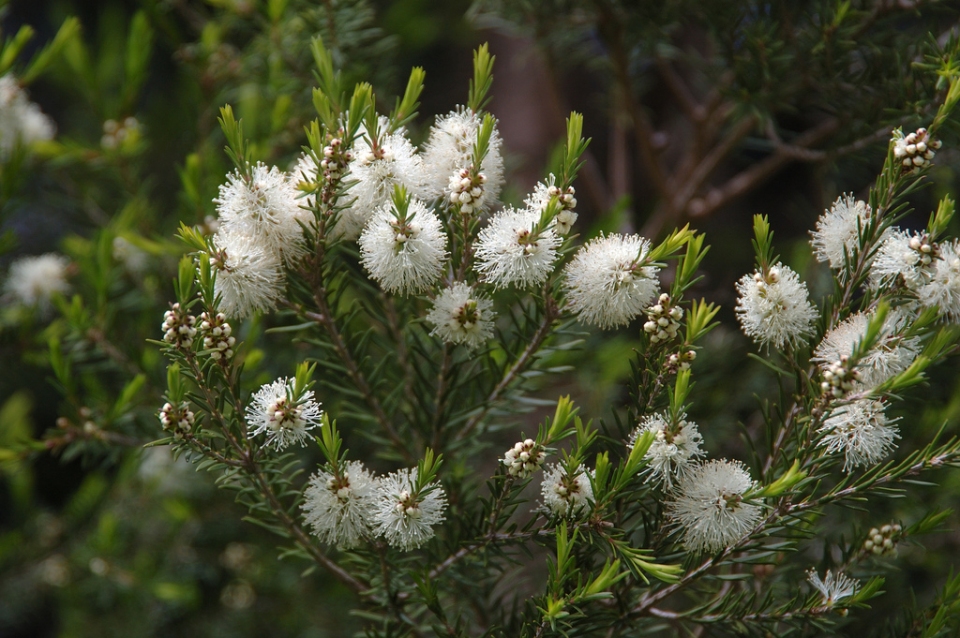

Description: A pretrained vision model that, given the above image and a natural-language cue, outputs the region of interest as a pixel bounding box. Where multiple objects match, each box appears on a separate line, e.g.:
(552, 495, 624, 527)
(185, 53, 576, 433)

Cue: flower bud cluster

(547, 184, 578, 235)
(199, 311, 236, 360)
(394, 489, 423, 520)
(390, 217, 422, 247)
(753, 266, 781, 291)
(821, 355, 860, 398)
(863, 523, 901, 556)
(907, 233, 940, 267)
(448, 167, 487, 214)
(159, 401, 195, 438)
(666, 349, 697, 372)
(320, 137, 352, 205)
(502, 438, 546, 478)
(893, 128, 941, 169)
(644, 293, 684, 343)
(101, 117, 140, 150)
(161, 303, 197, 349)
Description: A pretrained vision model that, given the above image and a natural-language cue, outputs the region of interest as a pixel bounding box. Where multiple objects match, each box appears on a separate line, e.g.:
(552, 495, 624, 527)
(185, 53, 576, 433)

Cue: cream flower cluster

(3, 253, 70, 310)
(540, 464, 594, 518)
(564, 234, 660, 329)
(301, 463, 448, 552)
(425, 283, 495, 350)
(245, 377, 322, 450)
(629, 412, 704, 488)
(735, 264, 817, 349)
(668, 459, 762, 553)
(211, 162, 305, 318)
(0, 74, 55, 159)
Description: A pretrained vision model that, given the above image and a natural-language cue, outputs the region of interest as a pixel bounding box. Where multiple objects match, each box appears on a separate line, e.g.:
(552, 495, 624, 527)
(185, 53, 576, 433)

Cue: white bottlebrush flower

(421, 107, 504, 207)
(373, 468, 447, 551)
(806, 569, 860, 607)
(812, 310, 919, 389)
(525, 174, 579, 235)
(0, 75, 56, 158)
(869, 229, 932, 290)
(540, 464, 594, 518)
(4, 253, 69, 309)
(334, 118, 426, 240)
(667, 459, 762, 553)
(475, 206, 560, 288)
(818, 400, 899, 471)
(425, 282, 496, 350)
(563, 233, 661, 329)
(810, 194, 877, 269)
(918, 239, 960, 321)
(629, 412, 704, 489)
(302, 460, 379, 550)
(735, 264, 817, 349)
(214, 162, 308, 266)
(211, 226, 285, 319)
(245, 378, 322, 450)
(359, 197, 447, 295)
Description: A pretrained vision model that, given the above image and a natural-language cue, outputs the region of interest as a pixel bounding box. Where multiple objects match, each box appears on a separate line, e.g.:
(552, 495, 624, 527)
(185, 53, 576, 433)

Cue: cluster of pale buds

(325, 475, 352, 503)
(101, 117, 140, 150)
(159, 401, 195, 438)
(199, 311, 236, 360)
(391, 218, 422, 246)
(666, 349, 696, 372)
(893, 128, 941, 170)
(320, 137, 353, 180)
(161, 303, 197, 349)
(448, 167, 487, 214)
(644, 293, 684, 344)
(753, 266, 781, 291)
(822, 355, 860, 398)
(502, 438, 546, 478)
(395, 490, 422, 520)
(863, 523, 902, 556)
(547, 184, 578, 235)
(358, 144, 392, 165)
(907, 233, 939, 267)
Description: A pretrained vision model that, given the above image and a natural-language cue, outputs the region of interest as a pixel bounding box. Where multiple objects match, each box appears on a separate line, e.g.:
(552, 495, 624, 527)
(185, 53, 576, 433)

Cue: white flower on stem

(629, 412, 704, 489)
(668, 459, 762, 553)
(302, 460, 379, 550)
(812, 310, 919, 389)
(211, 226, 285, 319)
(4, 253, 69, 309)
(335, 118, 426, 240)
(373, 468, 447, 551)
(806, 569, 859, 607)
(735, 263, 817, 349)
(475, 206, 560, 288)
(818, 399, 899, 471)
(421, 107, 504, 207)
(0, 75, 55, 158)
(425, 282, 495, 350)
(810, 195, 878, 269)
(359, 196, 447, 295)
(918, 239, 960, 321)
(540, 464, 594, 518)
(564, 233, 660, 329)
(525, 174, 578, 235)
(245, 378, 322, 450)
(214, 163, 308, 266)
(869, 229, 933, 290)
